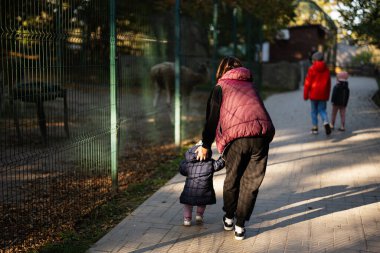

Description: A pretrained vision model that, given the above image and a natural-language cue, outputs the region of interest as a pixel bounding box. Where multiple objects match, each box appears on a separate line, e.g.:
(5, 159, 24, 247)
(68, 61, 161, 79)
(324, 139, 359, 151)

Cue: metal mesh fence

(0, 1, 263, 251)
(1, 0, 112, 251)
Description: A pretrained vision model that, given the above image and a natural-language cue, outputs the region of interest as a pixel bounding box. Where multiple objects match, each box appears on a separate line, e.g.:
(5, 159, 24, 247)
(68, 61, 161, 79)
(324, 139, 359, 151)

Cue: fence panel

(0, 0, 112, 251)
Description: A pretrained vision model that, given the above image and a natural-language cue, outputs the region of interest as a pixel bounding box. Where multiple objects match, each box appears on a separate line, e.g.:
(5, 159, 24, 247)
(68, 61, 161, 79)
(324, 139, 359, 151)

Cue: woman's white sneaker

(223, 216, 234, 231)
(234, 225, 245, 240)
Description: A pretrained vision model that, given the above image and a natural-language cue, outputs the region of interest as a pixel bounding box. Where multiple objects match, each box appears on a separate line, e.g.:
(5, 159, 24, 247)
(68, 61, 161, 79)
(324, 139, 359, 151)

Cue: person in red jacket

(195, 56, 275, 240)
(304, 52, 332, 135)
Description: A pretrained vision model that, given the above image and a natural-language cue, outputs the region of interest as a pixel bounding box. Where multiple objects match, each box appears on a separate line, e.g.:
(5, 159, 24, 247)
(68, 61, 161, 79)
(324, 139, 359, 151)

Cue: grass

(34, 148, 186, 253)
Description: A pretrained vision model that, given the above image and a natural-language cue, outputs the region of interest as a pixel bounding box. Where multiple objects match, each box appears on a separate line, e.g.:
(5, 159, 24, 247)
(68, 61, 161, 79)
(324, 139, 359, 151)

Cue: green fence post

(57, 0, 63, 85)
(232, 7, 237, 56)
(174, 0, 181, 146)
(110, 0, 118, 190)
(246, 12, 253, 72)
(211, 0, 218, 86)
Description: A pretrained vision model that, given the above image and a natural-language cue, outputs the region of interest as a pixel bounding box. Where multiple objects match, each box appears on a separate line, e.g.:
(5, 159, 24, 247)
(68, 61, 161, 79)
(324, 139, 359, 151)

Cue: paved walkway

(88, 77, 380, 253)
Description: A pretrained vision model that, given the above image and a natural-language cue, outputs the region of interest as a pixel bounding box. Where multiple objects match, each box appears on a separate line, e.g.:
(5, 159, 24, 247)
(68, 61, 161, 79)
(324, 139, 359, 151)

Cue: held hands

(196, 146, 209, 161)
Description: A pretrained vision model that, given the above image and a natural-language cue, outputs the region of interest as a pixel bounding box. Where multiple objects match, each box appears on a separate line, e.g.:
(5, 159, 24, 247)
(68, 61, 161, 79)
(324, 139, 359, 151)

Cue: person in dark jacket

(304, 51, 332, 135)
(331, 71, 350, 131)
(195, 56, 275, 240)
(179, 143, 225, 226)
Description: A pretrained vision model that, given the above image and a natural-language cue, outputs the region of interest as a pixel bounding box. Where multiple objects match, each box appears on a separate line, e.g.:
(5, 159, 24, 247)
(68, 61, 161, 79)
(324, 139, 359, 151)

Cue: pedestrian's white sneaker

(223, 216, 234, 231)
(234, 225, 245, 240)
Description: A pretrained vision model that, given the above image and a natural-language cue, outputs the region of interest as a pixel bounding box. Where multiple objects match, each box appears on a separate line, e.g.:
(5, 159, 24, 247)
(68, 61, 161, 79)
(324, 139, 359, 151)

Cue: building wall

(269, 25, 326, 63)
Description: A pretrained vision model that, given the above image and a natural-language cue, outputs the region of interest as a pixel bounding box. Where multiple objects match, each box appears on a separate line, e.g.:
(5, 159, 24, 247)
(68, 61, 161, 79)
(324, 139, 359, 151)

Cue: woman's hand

(196, 146, 209, 161)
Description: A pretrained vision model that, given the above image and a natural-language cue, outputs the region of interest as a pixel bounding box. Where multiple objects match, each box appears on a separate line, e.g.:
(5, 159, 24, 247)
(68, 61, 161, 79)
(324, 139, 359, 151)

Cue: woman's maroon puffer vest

(215, 67, 275, 154)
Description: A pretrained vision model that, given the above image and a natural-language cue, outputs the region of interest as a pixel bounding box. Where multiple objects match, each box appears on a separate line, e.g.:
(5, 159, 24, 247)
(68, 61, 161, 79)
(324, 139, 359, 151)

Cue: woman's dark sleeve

(201, 85, 222, 150)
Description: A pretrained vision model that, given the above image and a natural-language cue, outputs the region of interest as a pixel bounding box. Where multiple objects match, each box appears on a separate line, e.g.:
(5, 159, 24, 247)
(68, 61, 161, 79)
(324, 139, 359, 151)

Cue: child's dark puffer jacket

(179, 145, 225, 206)
(331, 81, 350, 107)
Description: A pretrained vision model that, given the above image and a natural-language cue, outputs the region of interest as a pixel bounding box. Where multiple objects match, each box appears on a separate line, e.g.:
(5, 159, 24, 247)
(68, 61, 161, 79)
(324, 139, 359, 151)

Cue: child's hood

(337, 80, 349, 87)
(185, 145, 200, 162)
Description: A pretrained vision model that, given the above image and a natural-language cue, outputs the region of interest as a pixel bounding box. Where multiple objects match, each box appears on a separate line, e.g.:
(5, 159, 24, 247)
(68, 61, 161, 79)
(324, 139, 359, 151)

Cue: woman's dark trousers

(222, 136, 269, 227)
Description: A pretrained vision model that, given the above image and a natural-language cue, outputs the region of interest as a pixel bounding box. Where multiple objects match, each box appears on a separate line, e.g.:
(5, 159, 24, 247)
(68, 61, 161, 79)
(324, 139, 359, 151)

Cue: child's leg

(339, 107, 346, 128)
(196, 205, 206, 217)
(331, 105, 338, 127)
(183, 204, 193, 219)
(195, 205, 206, 224)
(310, 101, 319, 127)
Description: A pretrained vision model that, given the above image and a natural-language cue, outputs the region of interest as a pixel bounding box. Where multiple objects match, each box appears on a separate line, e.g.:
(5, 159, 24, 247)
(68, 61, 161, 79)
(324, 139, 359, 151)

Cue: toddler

(331, 71, 350, 131)
(179, 143, 225, 226)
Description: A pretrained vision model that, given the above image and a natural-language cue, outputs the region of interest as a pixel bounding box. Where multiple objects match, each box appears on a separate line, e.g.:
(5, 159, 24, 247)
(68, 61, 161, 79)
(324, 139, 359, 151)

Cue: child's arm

(213, 156, 225, 172)
(179, 160, 188, 176)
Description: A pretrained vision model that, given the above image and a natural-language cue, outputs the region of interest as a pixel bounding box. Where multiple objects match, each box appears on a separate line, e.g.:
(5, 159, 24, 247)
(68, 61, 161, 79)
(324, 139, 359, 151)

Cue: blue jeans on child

(310, 100, 329, 127)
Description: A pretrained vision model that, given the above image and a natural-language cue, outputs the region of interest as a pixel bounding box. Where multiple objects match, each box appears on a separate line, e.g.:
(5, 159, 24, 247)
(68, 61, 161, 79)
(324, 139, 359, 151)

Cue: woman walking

(196, 56, 275, 240)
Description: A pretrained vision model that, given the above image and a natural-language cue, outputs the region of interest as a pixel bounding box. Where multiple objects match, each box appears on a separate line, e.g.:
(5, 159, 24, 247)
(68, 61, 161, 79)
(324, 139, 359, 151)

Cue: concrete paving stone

(116, 242, 141, 253)
(242, 242, 263, 252)
(143, 227, 170, 243)
(165, 240, 192, 253)
(285, 244, 310, 252)
(185, 237, 220, 253)
(158, 228, 184, 243)
(89, 240, 123, 253)
(346, 232, 367, 243)
(360, 204, 380, 214)
(130, 205, 155, 217)
(150, 204, 178, 217)
(268, 232, 288, 243)
(112, 223, 151, 242)
(267, 248, 286, 253)
(361, 220, 380, 231)
(330, 248, 361, 253)
(363, 228, 380, 238)
(135, 241, 167, 252)
(367, 240, 380, 253)
(310, 242, 334, 253)
(333, 235, 358, 249)
(87, 250, 110, 253)
(366, 234, 380, 242)
(245, 245, 270, 253)
(148, 244, 175, 253)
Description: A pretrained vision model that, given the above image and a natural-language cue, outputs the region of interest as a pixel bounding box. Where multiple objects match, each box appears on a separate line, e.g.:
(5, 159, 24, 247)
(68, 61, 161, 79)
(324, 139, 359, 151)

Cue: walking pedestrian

(179, 143, 225, 226)
(195, 56, 275, 240)
(303, 51, 332, 135)
(330, 71, 350, 131)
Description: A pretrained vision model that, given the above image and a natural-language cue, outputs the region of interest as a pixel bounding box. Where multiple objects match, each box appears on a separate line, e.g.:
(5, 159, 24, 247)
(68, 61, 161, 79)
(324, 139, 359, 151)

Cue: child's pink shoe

(183, 217, 191, 226)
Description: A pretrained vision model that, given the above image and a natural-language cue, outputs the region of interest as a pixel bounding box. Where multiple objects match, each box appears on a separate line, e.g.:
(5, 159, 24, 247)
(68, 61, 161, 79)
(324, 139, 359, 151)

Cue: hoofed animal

(151, 62, 209, 110)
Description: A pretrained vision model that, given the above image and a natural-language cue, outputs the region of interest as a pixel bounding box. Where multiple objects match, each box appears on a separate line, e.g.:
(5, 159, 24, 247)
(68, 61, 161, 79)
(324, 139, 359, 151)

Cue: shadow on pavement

(255, 183, 380, 234)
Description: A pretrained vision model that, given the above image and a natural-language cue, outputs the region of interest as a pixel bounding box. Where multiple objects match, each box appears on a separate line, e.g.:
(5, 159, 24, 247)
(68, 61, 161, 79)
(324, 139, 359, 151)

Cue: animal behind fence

(150, 61, 209, 113)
